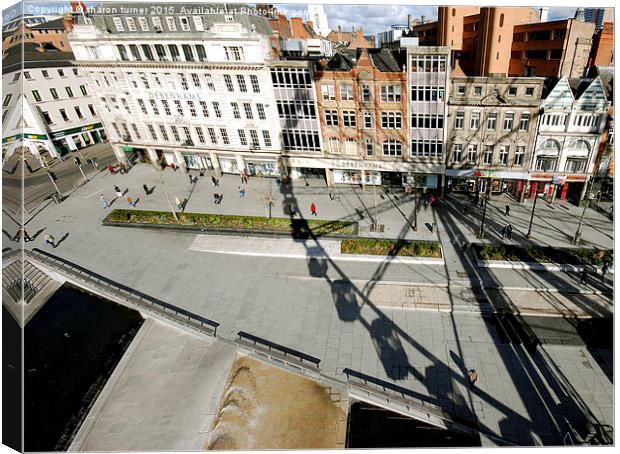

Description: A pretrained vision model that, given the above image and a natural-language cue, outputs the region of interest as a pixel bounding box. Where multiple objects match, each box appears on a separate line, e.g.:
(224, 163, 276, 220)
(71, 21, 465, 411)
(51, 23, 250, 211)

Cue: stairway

(2, 259, 53, 304)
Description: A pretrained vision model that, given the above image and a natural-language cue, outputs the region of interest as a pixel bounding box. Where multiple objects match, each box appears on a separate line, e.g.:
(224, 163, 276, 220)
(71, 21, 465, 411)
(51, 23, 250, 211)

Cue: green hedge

(106, 209, 357, 236)
(341, 239, 442, 258)
(476, 244, 612, 267)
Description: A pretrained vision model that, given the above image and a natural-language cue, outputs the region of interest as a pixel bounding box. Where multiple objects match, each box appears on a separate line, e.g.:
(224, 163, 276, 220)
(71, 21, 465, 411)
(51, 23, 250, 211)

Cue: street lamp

(46, 170, 62, 199)
(477, 170, 493, 238)
(526, 191, 539, 239)
(73, 156, 88, 182)
(572, 176, 595, 245)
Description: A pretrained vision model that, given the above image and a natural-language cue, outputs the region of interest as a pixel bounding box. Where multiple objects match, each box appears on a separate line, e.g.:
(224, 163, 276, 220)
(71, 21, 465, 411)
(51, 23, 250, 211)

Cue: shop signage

(49, 123, 103, 139)
(552, 175, 566, 184)
(284, 157, 444, 174)
(2, 133, 48, 143)
(148, 91, 207, 102)
(530, 172, 553, 180)
(565, 174, 587, 181)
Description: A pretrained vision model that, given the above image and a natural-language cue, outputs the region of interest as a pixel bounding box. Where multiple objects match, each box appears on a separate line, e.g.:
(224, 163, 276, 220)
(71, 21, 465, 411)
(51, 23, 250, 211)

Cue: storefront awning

(122, 146, 133, 152)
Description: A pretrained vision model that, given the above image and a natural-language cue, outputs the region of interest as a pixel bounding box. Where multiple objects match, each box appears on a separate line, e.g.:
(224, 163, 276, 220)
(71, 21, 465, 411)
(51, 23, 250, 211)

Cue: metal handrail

(27, 248, 220, 335)
(236, 330, 321, 367)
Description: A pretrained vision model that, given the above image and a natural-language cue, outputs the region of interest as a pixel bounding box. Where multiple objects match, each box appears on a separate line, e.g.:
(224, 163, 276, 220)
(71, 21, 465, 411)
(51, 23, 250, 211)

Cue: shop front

(246, 159, 280, 177)
(218, 156, 240, 174)
(527, 172, 588, 204)
(332, 169, 381, 185)
(446, 169, 528, 201)
(49, 123, 106, 155)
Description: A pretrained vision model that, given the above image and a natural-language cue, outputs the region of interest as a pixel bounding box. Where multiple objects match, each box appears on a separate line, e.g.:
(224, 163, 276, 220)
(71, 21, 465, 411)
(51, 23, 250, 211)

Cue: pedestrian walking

(504, 204, 510, 216)
(506, 224, 513, 240)
(175, 196, 182, 210)
(467, 369, 478, 388)
(211, 175, 217, 186)
(114, 185, 123, 198)
(501, 225, 506, 239)
(329, 189, 334, 201)
(108, 164, 116, 174)
(238, 186, 245, 198)
(143, 184, 149, 195)
(171, 162, 177, 172)
(601, 262, 609, 278)
(127, 197, 136, 207)
(310, 202, 317, 216)
(44, 234, 55, 247)
(189, 174, 194, 184)
(100, 194, 108, 208)
(119, 162, 126, 174)
(579, 269, 589, 285)
(290, 204, 296, 217)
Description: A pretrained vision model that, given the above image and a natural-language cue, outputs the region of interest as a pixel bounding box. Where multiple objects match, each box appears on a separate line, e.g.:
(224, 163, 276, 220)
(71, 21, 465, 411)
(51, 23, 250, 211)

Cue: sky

(2, 1, 580, 35)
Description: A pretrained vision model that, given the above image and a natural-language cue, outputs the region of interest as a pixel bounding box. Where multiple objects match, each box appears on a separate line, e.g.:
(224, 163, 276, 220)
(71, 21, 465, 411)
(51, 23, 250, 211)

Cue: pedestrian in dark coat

(505, 204, 510, 216)
(580, 269, 589, 285)
(506, 224, 513, 240)
(468, 369, 478, 388)
(501, 226, 506, 239)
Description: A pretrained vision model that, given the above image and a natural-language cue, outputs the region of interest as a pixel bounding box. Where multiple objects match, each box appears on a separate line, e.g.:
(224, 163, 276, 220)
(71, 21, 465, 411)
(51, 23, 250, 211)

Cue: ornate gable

(543, 77, 574, 110)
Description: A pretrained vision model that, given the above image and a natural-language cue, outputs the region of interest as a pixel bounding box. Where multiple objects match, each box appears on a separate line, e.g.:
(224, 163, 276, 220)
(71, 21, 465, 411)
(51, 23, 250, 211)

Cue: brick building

(588, 22, 614, 68)
(313, 48, 408, 186)
(445, 75, 544, 201)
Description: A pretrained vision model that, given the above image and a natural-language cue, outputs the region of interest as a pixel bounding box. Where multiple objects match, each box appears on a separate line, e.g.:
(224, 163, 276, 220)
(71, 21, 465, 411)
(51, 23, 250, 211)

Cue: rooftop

(2, 42, 75, 74)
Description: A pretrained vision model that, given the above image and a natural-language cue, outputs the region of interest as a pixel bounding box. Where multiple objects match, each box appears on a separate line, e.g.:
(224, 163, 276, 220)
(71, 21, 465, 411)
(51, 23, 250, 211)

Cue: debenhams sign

(148, 91, 206, 101)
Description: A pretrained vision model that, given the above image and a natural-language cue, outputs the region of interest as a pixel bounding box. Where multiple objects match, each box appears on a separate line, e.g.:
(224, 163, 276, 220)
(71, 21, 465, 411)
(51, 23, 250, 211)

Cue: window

(208, 127, 218, 144)
(514, 146, 525, 166)
(179, 16, 191, 31)
(499, 13, 504, 27)
(525, 87, 534, 97)
(79, 85, 87, 96)
(179, 74, 189, 90)
(256, 103, 266, 120)
(540, 138, 560, 151)
(508, 86, 517, 96)
(340, 83, 354, 101)
(325, 110, 339, 126)
(129, 44, 141, 60)
(65, 87, 74, 98)
(525, 50, 547, 59)
(342, 111, 356, 128)
(193, 16, 204, 31)
(231, 102, 241, 119)
(565, 159, 586, 173)
(483, 145, 493, 165)
(249, 130, 260, 148)
(138, 16, 149, 31)
(527, 30, 551, 41)
(457, 85, 465, 95)
(220, 128, 230, 145)
(270, 68, 312, 88)
(121, 98, 131, 113)
(42, 111, 52, 124)
(60, 108, 69, 122)
(117, 44, 129, 60)
(24, 71, 33, 80)
(361, 85, 372, 102)
(238, 129, 248, 146)
(344, 138, 357, 155)
(2, 95, 11, 106)
(166, 17, 177, 31)
(380, 85, 401, 102)
(569, 139, 590, 151)
(503, 112, 514, 131)
(137, 99, 147, 114)
(327, 138, 340, 154)
(487, 112, 497, 130)
(213, 102, 222, 118)
(113, 17, 124, 31)
(473, 86, 482, 96)
(499, 145, 509, 165)
(31, 90, 41, 102)
(381, 112, 402, 129)
(243, 103, 253, 119)
(174, 100, 183, 115)
(236, 75, 247, 92)
(141, 44, 154, 60)
(182, 45, 194, 61)
(181, 126, 192, 143)
(455, 111, 464, 129)
(363, 112, 373, 129)
(187, 101, 197, 117)
(382, 140, 402, 156)
(224, 75, 234, 92)
(147, 124, 157, 141)
(170, 125, 181, 141)
(365, 139, 373, 157)
(196, 44, 207, 62)
(199, 101, 209, 117)
(224, 46, 243, 61)
(410, 55, 447, 73)
(162, 99, 171, 115)
(57, 69, 65, 77)
(321, 83, 336, 101)
(411, 113, 444, 128)
(250, 75, 260, 93)
(535, 158, 557, 171)
(193, 126, 205, 144)
(470, 111, 480, 130)
(168, 45, 180, 61)
(519, 113, 531, 132)
(553, 29, 566, 40)
(12, 73, 20, 82)
(126, 17, 137, 31)
(205, 74, 215, 91)
(467, 144, 477, 162)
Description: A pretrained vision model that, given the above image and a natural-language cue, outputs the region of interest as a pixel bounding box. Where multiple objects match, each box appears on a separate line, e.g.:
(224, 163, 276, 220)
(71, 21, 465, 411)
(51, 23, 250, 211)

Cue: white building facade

(2, 45, 107, 162)
(68, 8, 284, 176)
(530, 76, 609, 202)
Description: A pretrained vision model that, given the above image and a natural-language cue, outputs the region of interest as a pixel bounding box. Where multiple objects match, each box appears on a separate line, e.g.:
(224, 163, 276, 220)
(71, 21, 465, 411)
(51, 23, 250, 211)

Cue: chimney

(539, 7, 549, 22)
(291, 17, 304, 38)
(407, 14, 413, 28)
(337, 24, 341, 32)
(63, 12, 74, 31)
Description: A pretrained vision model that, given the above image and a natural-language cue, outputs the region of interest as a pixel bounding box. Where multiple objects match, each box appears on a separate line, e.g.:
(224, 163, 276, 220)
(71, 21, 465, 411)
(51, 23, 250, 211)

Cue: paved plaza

(4, 162, 614, 445)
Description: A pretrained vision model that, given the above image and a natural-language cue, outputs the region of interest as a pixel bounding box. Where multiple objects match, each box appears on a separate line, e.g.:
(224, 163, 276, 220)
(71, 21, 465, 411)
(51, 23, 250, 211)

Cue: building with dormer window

(529, 76, 610, 203)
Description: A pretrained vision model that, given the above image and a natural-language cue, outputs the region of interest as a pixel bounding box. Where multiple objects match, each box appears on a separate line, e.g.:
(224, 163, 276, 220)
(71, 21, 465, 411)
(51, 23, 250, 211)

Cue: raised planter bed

(474, 244, 613, 272)
(341, 238, 443, 259)
(104, 209, 359, 238)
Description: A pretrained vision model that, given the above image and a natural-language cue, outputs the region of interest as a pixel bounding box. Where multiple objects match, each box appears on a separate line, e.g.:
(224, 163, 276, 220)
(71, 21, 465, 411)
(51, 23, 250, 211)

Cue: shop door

(381, 172, 403, 187)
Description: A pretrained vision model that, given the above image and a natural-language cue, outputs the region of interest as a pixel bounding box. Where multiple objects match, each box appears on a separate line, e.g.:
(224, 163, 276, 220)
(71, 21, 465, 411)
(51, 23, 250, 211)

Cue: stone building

(68, 5, 284, 176)
(313, 48, 407, 186)
(529, 76, 610, 203)
(446, 74, 544, 201)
